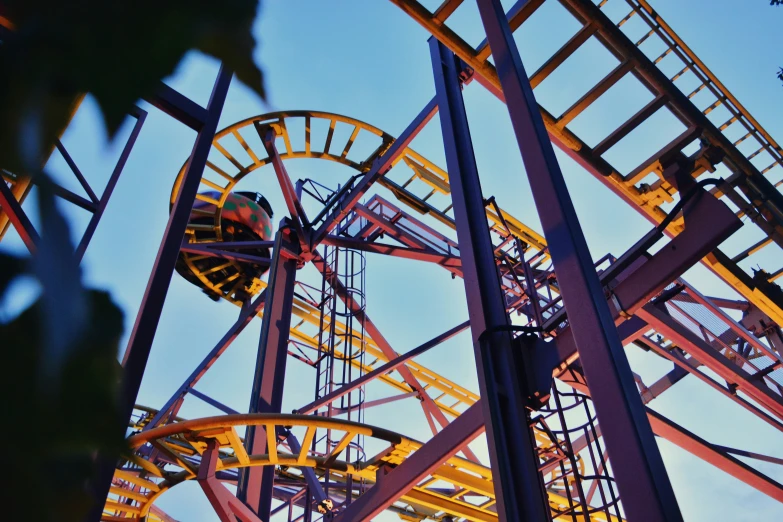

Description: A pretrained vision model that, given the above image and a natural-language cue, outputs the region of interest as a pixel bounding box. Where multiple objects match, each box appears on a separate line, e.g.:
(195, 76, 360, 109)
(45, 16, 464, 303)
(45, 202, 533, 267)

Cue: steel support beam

(637, 304, 783, 421)
(322, 235, 462, 272)
(145, 290, 267, 429)
(561, 371, 783, 505)
(260, 125, 311, 253)
(312, 251, 478, 462)
(119, 66, 230, 418)
(296, 320, 469, 415)
(86, 67, 231, 522)
(199, 441, 264, 522)
(238, 224, 301, 516)
(646, 409, 783, 503)
(430, 37, 550, 521)
(75, 108, 147, 262)
(333, 402, 484, 522)
(549, 161, 740, 361)
(0, 175, 39, 253)
(284, 432, 328, 509)
(473, 1, 683, 519)
(145, 82, 209, 132)
(313, 98, 438, 243)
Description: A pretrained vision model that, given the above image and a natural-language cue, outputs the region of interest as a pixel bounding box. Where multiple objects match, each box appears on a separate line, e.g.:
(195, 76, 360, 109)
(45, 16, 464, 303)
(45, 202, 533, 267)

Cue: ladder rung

(617, 10, 637, 27)
(731, 237, 772, 263)
(719, 116, 738, 131)
(636, 28, 655, 47)
(324, 119, 336, 155)
(703, 97, 724, 115)
(624, 126, 702, 184)
(761, 161, 778, 174)
(670, 64, 690, 82)
(530, 23, 596, 89)
(747, 146, 765, 161)
(557, 61, 634, 128)
(593, 94, 667, 156)
(654, 47, 673, 64)
(687, 84, 706, 98)
(733, 132, 751, 146)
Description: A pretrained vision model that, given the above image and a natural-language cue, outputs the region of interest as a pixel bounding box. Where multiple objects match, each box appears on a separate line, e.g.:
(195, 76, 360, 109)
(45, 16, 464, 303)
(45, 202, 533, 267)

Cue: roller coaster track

(169, 106, 783, 433)
(105, 411, 619, 522)
(385, 0, 783, 324)
(2, 1, 782, 520)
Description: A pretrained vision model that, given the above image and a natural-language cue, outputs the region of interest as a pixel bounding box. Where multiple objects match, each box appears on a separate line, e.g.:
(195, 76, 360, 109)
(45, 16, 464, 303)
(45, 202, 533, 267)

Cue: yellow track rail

(105, 413, 619, 522)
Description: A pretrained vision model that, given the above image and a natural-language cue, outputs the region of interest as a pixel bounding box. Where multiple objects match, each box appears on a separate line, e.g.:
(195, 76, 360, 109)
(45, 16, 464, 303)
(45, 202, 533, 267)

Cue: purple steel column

(237, 223, 300, 516)
(429, 38, 551, 522)
(474, 1, 683, 520)
(85, 67, 231, 522)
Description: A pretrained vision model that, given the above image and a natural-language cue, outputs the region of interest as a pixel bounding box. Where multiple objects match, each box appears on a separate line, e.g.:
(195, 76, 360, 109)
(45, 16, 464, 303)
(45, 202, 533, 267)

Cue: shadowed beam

(637, 304, 783, 421)
(312, 251, 480, 462)
(199, 441, 264, 522)
(322, 235, 462, 273)
(313, 98, 439, 244)
(145, 289, 267, 430)
(296, 320, 470, 415)
(333, 402, 484, 522)
(0, 176, 39, 253)
(647, 409, 783, 503)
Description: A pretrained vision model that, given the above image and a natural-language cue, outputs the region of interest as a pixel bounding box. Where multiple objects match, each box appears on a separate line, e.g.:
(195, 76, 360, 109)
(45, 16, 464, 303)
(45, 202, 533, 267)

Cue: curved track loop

(167, 109, 546, 424)
(104, 413, 619, 522)
(170, 110, 548, 302)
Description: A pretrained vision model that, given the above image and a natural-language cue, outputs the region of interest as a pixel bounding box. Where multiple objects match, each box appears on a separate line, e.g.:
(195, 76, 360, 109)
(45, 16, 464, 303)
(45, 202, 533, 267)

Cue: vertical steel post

(238, 222, 300, 516)
(120, 67, 231, 419)
(474, 1, 683, 520)
(429, 37, 551, 522)
(85, 67, 231, 522)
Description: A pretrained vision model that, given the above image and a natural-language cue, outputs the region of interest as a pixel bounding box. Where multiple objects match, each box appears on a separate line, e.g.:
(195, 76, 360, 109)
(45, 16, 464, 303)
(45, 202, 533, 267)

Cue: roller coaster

(1, 1, 782, 521)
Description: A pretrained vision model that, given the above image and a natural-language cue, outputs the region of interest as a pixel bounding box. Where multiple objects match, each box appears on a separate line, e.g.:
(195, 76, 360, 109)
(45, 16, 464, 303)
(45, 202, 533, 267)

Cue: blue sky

(1, 0, 782, 520)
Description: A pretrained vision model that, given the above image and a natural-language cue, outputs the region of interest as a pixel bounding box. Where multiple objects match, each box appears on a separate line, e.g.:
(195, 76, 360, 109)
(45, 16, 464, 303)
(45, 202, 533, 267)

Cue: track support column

(474, 0, 684, 520)
(238, 222, 300, 516)
(86, 66, 231, 522)
(429, 37, 551, 522)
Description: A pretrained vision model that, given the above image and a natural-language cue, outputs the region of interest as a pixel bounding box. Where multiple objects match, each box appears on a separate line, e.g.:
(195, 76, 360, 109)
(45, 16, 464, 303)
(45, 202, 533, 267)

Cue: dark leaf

(0, 251, 25, 296)
(0, 0, 264, 173)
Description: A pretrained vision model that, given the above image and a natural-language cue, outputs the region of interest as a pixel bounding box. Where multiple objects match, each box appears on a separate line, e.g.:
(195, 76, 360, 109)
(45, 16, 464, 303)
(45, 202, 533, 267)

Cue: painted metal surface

(429, 36, 551, 521)
(2, 3, 782, 521)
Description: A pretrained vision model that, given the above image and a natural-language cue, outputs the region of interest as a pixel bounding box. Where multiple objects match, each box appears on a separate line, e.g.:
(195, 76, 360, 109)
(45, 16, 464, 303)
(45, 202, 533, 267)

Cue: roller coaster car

(175, 191, 274, 302)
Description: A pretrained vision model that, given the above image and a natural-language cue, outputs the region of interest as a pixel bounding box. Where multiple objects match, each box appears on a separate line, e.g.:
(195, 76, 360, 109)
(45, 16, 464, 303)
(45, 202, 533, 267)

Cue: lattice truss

(1, 1, 782, 522)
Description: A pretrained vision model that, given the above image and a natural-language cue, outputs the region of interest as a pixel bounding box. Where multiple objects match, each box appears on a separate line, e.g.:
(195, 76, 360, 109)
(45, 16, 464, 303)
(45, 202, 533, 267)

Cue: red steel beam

(333, 402, 485, 522)
(636, 304, 783, 421)
(239, 226, 301, 515)
(646, 409, 783, 503)
(312, 252, 479, 462)
(322, 235, 462, 273)
(313, 98, 438, 244)
(199, 441, 264, 522)
(259, 125, 311, 254)
(295, 320, 470, 415)
(0, 176, 39, 253)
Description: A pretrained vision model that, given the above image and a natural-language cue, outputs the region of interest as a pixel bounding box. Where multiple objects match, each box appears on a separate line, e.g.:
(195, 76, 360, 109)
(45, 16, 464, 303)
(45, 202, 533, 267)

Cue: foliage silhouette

(0, 1, 265, 520)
